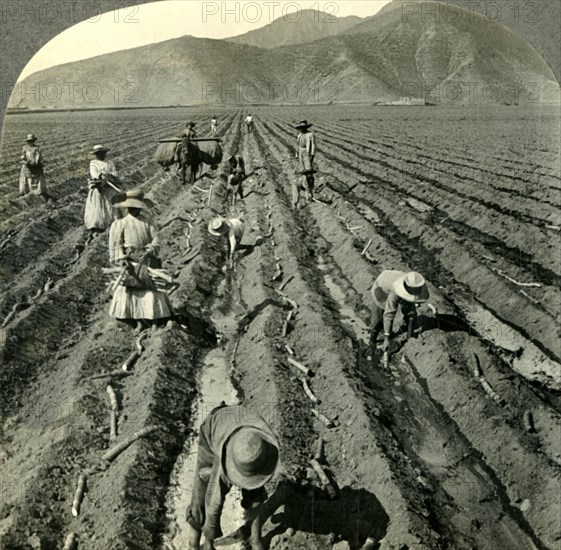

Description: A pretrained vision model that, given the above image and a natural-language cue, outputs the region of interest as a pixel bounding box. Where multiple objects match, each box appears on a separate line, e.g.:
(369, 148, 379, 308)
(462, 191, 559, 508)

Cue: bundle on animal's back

(196, 141, 223, 169)
(154, 142, 178, 168)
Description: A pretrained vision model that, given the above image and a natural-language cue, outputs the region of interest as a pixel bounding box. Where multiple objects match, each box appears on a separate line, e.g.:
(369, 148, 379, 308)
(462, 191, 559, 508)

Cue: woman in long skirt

(108, 189, 173, 331)
(84, 144, 119, 232)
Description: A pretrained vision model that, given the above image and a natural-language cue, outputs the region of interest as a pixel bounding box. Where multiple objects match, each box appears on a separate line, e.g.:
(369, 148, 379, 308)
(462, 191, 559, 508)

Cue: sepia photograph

(0, 0, 560, 548)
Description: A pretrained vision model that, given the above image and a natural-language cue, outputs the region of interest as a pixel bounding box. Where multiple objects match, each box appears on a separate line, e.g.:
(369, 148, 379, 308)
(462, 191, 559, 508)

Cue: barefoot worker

(85, 144, 120, 232)
(369, 270, 429, 355)
(19, 133, 48, 198)
(186, 403, 280, 550)
(107, 189, 173, 330)
(293, 120, 316, 209)
(221, 155, 246, 207)
(208, 216, 244, 267)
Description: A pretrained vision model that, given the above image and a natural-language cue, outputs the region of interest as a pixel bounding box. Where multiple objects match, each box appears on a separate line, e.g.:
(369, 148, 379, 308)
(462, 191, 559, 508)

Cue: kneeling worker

(370, 270, 429, 354)
(186, 404, 280, 550)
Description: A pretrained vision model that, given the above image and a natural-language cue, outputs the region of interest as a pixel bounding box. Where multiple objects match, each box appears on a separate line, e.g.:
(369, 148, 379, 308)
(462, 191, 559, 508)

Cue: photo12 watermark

(401, 1, 541, 24)
(202, 1, 342, 24)
(5, 80, 140, 108)
(401, 81, 543, 104)
(202, 81, 339, 104)
(1, 2, 140, 24)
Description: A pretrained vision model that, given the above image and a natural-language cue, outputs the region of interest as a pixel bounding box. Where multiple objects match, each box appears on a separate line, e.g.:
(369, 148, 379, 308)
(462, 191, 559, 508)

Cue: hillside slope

(226, 9, 362, 49)
(9, 2, 559, 109)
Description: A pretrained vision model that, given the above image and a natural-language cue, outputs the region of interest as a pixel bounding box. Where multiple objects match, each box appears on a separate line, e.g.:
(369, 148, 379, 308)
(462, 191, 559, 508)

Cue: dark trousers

(186, 406, 267, 537)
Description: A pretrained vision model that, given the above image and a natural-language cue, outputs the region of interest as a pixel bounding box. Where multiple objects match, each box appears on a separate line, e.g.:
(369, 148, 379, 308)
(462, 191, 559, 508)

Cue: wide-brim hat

(91, 144, 109, 155)
(208, 217, 229, 236)
(223, 427, 280, 490)
(111, 189, 154, 209)
(295, 120, 312, 129)
(393, 272, 429, 303)
(186, 121, 196, 127)
(25, 134, 37, 142)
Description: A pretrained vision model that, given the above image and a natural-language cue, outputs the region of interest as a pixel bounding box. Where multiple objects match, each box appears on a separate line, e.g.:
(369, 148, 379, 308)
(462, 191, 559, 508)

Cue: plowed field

(1, 105, 560, 550)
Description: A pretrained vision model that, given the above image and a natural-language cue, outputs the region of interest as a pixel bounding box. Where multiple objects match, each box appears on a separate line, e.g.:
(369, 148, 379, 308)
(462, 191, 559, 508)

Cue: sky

(18, 0, 392, 81)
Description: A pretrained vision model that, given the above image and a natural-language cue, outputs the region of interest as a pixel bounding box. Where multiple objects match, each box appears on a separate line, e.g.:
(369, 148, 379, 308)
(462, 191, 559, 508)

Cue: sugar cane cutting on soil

(1, 3, 561, 549)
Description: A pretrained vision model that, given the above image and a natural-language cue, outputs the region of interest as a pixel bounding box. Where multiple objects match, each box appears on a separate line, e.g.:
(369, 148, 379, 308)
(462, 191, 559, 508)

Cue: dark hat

(295, 120, 312, 129)
(223, 427, 280, 489)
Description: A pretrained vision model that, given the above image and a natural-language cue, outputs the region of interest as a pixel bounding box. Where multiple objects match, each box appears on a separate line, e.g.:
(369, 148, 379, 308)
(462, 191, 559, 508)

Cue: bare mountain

(225, 9, 363, 49)
(9, 2, 559, 109)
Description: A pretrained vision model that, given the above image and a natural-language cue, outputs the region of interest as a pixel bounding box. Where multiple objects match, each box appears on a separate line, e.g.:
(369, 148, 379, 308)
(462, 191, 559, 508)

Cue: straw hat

(393, 272, 429, 303)
(222, 427, 280, 489)
(208, 217, 229, 236)
(91, 144, 109, 155)
(295, 120, 312, 130)
(111, 189, 154, 209)
(25, 134, 37, 142)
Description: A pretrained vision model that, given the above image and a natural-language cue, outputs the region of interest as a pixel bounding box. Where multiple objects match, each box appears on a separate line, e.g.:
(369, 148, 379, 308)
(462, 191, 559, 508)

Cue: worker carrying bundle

(106, 189, 174, 331)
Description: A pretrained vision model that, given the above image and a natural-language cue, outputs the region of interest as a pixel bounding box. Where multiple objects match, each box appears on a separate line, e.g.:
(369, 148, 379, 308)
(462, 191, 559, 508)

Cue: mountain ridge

(9, 3, 560, 109)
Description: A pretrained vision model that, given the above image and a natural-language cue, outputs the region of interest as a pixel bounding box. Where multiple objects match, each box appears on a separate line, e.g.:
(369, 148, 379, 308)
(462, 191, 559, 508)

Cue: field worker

(84, 144, 120, 232)
(183, 121, 197, 139)
(210, 116, 218, 136)
(293, 120, 316, 209)
(108, 189, 173, 331)
(176, 122, 197, 167)
(186, 403, 280, 550)
(244, 114, 254, 134)
(221, 155, 246, 206)
(19, 133, 48, 198)
(370, 270, 429, 354)
(208, 216, 244, 267)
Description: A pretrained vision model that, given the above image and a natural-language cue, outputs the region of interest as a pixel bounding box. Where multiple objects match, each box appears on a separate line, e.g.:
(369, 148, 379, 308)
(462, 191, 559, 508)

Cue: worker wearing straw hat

(85, 144, 120, 232)
(19, 133, 48, 198)
(369, 270, 429, 354)
(208, 216, 244, 267)
(293, 120, 316, 209)
(107, 189, 173, 331)
(186, 404, 281, 550)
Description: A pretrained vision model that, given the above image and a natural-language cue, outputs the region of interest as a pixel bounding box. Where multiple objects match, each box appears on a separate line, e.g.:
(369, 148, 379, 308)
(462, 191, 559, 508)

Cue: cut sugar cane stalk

(302, 379, 321, 404)
(278, 274, 294, 292)
(62, 532, 78, 550)
(90, 370, 133, 381)
(309, 459, 337, 499)
(71, 473, 87, 516)
(360, 239, 373, 256)
(282, 310, 293, 338)
(285, 344, 295, 356)
(110, 409, 118, 441)
(311, 408, 335, 428)
(106, 385, 118, 410)
(102, 426, 159, 462)
(472, 353, 503, 405)
(136, 333, 147, 354)
(122, 350, 140, 371)
(287, 356, 314, 377)
(1, 301, 30, 328)
(314, 438, 324, 462)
